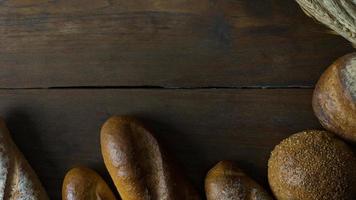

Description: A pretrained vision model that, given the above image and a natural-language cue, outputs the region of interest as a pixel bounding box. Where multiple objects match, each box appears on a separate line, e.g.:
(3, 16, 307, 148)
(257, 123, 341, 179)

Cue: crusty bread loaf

(62, 167, 116, 200)
(268, 130, 356, 200)
(205, 161, 272, 200)
(0, 118, 49, 200)
(313, 53, 356, 142)
(100, 116, 200, 200)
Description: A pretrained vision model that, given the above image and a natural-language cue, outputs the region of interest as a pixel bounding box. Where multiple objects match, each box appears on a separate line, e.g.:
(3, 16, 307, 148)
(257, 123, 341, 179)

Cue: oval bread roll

(62, 167, 116, 200)
(100, 116, 200, 200)
(313, 53, 356, 142)
(205, 161, 272, 200)
(0, 118, 49, 200)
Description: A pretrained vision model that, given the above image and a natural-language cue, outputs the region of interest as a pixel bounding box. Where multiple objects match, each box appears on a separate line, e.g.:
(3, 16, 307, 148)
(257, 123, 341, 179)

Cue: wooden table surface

(1, 0, 355, 199)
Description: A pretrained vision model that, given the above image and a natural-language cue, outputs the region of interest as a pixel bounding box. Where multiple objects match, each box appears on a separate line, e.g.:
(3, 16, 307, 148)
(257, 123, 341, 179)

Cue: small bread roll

(100, 116, 200, 200)
(268, 130, 356, 200)
(62, 167, 116, 200)
(205, 161, 272, 200)
(0, 118, 49, 199)
(313, 53, 356, 142)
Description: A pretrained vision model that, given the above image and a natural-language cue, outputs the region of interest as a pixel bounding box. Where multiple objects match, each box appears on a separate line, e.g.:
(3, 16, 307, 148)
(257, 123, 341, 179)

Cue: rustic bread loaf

(268, 130, 356, 200)
(62, 167, 116, 200)
(100, 116, 200, 200)
(0, 118, 49, 200)
(205, 161, 272, 200)
(313, 53, 356, 142)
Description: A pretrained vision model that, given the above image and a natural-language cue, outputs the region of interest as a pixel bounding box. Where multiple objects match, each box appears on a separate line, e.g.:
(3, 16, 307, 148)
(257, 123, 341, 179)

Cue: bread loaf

(268, 130, 356, 200)
(62, 167, 116, 200)
(205, 161, 272, 200)
(100, 116, 200, 200)
(313, 53, 356, 142)
(0, 118, 49, 200)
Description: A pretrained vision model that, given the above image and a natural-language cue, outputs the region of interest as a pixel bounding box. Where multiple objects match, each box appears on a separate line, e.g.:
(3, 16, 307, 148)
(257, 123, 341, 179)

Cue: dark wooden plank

(0, 0, 352, 88)
(0, 88, 325, 199)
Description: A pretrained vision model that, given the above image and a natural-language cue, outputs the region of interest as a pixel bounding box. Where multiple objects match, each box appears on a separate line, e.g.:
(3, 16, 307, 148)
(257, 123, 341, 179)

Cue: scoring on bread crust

(341, 57, 356, 101)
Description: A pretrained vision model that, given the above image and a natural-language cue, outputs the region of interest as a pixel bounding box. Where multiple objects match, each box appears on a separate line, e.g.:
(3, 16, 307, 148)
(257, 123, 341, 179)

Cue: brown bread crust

(313, 53, 356, 142)
(205, 161, 272, 200)
(0, 118, 49, 200)
(100, 116, 200, 200)
(268, 130, 356, 200)
(62, 167, 116, 200)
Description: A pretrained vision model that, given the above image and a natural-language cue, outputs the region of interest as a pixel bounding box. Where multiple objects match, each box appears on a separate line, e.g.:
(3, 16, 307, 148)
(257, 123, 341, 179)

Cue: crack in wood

(0, 85, 315, 90)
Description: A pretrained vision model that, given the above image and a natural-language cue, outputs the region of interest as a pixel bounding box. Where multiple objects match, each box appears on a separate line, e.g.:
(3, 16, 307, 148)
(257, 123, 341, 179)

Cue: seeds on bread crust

(268, 130, 356, 200)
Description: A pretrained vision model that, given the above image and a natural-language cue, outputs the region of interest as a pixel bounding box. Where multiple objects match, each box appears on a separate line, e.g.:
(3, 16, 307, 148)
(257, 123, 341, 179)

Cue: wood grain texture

(0, 88, 323, 199)
(0, 0, 353, 88)
(0, 1, 354, 200)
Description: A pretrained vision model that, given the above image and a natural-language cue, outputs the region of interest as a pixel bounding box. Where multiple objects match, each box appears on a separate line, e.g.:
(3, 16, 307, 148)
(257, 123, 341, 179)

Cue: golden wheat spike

(296, 0, 356, 45)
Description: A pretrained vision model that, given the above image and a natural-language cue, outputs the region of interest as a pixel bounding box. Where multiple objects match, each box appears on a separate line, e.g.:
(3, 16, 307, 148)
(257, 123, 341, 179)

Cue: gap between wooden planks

(0, 0, 353, 88)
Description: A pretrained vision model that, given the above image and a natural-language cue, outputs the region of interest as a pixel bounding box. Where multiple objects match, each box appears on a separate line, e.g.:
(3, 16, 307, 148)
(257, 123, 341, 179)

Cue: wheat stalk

(296, 0, 356, 45)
